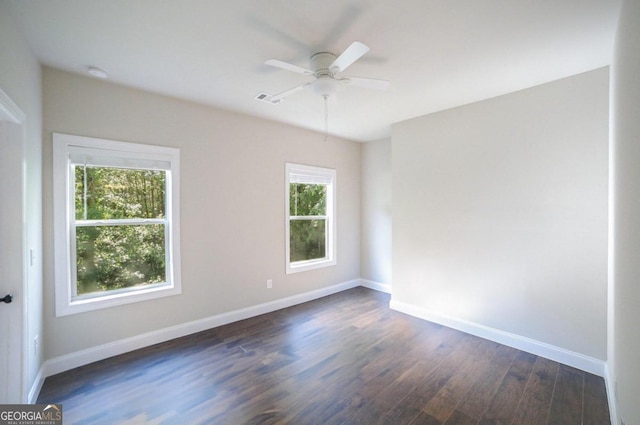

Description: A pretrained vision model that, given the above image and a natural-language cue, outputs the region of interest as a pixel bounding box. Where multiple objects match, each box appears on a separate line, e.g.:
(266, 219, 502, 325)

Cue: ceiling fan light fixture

(312, 77, 339, 98)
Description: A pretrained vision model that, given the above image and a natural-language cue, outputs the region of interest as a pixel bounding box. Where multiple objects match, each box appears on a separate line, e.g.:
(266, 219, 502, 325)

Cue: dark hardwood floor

(37, 287, 610, 425)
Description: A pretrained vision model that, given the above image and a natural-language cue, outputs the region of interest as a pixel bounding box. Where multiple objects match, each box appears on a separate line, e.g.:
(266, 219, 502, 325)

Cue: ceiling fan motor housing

(311, 52, 339, 97)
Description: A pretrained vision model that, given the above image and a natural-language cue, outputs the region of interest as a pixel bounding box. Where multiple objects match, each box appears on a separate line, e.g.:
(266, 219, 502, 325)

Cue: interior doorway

(0, 88, 27, 403)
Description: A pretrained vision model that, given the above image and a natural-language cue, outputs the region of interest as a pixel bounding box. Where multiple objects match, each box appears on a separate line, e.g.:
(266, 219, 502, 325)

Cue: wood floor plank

(345, 327, 467, 424)
(409, 412, 442, 425)
(332, 324, 466, 424)
(583, 372, 611, 425)
(511, 356, 560, 425)
(444, 410, 480, 425)
(421, 339, 499, 422)
(456, 344, 518, 420)
(478, 350, 537, 425)
(36, 288, 611, 425)
(547, 365, 584, 425)
(377, 333, 480, 425)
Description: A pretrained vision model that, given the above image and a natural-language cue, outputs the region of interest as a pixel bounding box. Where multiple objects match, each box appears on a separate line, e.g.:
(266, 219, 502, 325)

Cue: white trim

(285, 163, 337, 274)
(0, 87, 28, 403)
(0, 90, 26, 123)
(30, 280, 612, 404)
(604, 363, 618, 425)
(27, 367, 46, 404)
(52, 133, 182, 316)
(389, 298, 606, 377)
(359, 279, 392, 294)
(37, 279, 360, 379)
(606, 85, 617, 425)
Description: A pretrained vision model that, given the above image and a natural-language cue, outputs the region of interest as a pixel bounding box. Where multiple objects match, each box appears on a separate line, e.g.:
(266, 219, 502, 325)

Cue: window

(53, 133, 181, 316)
(285, 163, 336, 274)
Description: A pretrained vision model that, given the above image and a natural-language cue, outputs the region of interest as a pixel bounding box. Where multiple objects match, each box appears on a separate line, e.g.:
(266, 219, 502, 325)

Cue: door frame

(0, 87, 28, 402)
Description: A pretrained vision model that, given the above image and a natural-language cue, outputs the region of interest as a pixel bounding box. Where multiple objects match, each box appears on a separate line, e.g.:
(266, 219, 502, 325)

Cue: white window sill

(286, 258, 336, 274)
(57, 284, 181, 317)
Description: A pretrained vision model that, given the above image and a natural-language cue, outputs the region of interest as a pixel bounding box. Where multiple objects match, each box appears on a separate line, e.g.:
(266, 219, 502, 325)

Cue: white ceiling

(7, 0, 620, 142)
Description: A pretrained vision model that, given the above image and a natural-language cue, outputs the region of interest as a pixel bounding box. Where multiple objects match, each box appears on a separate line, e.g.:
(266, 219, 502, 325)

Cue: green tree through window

(74, 166, 167, 295)
(289, 183, 327, 262)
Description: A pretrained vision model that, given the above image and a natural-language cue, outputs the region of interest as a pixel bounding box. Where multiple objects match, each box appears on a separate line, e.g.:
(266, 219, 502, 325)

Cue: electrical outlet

(266, 279, 273, 289)
(34, 335, 39, 356)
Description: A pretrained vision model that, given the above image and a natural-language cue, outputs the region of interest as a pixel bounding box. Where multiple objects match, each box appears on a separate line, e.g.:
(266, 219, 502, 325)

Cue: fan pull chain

(324, 95, 329, 142)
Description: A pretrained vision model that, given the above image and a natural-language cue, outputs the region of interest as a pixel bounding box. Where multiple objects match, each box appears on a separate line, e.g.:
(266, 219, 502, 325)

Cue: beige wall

(361, 138, 392, 285)
(611, 0, 640, 422)
(42, 67, 361, 359)
(392, 68, 609, 360)
(0, 2, 43, 399)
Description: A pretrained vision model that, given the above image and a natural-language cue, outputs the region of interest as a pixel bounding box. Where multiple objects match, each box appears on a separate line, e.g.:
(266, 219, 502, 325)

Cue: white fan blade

(265, 59, 314, 76)
(341, 76, 390, 90)
(330, 41, 370, 72)
(271, 82, 313, 101)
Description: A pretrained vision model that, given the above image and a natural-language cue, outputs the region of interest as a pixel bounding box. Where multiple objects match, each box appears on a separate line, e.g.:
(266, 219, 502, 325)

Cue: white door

(0, 91, 26, 403)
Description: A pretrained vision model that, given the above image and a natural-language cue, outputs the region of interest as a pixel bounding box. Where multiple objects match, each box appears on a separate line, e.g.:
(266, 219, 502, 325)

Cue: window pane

(76, 224, 166, 296)
(289, 183, 326, 216)
(75, 166, 166, 220)
(290, 219, 326, 262)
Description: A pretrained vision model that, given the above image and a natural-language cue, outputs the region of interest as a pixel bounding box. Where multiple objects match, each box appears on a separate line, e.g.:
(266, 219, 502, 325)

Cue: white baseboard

(389, 298, 606, 377)
(30, 279, 361, 398)
(27, 367, 46, 403)
(604, 363, 618, 425)
(359, 279, 392, 294)
(30, 280, 607, 404)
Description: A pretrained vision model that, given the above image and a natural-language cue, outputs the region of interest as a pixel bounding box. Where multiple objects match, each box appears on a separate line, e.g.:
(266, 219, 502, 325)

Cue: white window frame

(53, 133, 181, 316)
(285, 163, 336, 274)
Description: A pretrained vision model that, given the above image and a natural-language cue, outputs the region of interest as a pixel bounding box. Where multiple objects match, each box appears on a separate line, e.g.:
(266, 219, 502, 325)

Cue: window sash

(74, 218, 167, 227)
(285, 163, 336, 274)
(72, 280, 170, 301)
(53, 133, 181, 316)
(69, 158, 173, 294)
(72, 163, 169, 221)
(69, 220, 172, 300)
(289, 182, 327, 217)
(289, 215, 328, 221)
(289, 218, 328, 263)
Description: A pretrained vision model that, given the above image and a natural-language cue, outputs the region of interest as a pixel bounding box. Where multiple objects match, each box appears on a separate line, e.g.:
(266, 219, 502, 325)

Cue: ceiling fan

(260, 41, 390, 104)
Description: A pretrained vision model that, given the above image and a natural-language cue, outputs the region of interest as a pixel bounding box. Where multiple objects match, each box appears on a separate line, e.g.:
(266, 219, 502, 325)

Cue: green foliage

(289, 183, 327, 262)
(290, 183, 326, 216)
(75, 166, 165, 220)
(74, 166, 167, 295)
(290, 219, 326, 262)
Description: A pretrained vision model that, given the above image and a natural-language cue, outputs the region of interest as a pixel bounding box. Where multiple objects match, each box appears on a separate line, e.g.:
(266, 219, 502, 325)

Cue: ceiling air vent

(254, 92, 281, 105)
